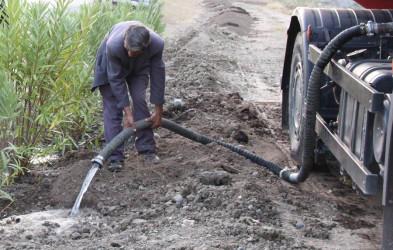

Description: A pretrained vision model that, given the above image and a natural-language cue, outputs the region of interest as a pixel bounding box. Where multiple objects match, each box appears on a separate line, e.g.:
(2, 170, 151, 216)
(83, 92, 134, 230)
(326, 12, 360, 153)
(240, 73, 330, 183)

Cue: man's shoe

(108, 160, 124, 172)
(140, 151, 160, 164)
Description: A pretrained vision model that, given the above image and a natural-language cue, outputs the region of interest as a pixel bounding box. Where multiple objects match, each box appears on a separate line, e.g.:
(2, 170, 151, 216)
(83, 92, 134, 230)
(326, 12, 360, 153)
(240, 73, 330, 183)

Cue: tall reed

(0, 0, 165, 201)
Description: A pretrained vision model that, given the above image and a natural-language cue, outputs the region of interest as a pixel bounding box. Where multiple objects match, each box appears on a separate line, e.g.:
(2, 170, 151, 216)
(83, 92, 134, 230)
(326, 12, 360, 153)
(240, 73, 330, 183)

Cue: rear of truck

(280, 1, 393, 248)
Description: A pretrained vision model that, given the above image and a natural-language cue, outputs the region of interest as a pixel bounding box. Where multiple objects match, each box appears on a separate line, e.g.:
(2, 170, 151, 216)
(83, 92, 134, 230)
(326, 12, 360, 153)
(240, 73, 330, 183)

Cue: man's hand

(145, 104, 163, 129)
(123, 106, 136, 131)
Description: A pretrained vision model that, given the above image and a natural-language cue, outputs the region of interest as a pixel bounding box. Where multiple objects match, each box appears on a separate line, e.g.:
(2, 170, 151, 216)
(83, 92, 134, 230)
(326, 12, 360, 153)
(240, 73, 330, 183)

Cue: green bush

(83, 0, 165, 50)
(0, 0, 99, 163)
(0, 71, 23, 201)
(0, 0, 165, 201)
(133, 0, 166, 35)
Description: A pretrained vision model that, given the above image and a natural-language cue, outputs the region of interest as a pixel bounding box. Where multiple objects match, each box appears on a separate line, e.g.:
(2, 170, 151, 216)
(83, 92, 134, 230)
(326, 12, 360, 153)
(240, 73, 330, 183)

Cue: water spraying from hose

(70, 163, 100, 216)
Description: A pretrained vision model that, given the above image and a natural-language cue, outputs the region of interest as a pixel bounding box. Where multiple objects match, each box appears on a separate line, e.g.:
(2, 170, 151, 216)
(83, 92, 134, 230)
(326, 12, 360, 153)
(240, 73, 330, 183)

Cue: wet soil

(0, 0, 383, 249)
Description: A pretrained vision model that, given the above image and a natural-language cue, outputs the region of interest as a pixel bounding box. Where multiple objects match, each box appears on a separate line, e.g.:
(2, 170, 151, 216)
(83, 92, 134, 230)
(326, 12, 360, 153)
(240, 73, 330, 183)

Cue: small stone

(248, 205, 254, 210)
(172, 194, 184, 204)
(233, 209, 242, 218)
(138, 235, 148, 241)
(113, 225, 122, 233)
(120, 218, 132, 231)
(97, 202, 104, 210)
(111, 242, 121, 248)
(42, 221, 60, 228)
(181, 188, 191, 197)
(199, 171, 232, 186)
(220, 165, 240, 174)
(228, 33, 237, 39)
(187, 194, 195, 201)
(231, 130, 249, 143)
(295, 221, 305, 229)
(132, 219, 147, 224)
(42, 221, 51, 227)
(182, 219, 195, 227)
(71, 232, 81, 240)
(174, 98, 183, 107)
(80, 227, 90, 234)
(165, 206, 175, 214)
(107, 206, 117, 213)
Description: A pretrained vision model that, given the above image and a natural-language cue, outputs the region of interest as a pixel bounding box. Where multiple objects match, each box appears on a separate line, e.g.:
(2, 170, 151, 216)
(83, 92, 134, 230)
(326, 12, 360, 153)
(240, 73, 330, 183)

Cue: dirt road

(0, 0, 383, 249)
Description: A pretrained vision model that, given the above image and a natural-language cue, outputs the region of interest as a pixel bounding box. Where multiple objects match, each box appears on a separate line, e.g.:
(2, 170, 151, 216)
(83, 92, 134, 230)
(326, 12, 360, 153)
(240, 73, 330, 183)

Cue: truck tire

(288, 33, 306, 165)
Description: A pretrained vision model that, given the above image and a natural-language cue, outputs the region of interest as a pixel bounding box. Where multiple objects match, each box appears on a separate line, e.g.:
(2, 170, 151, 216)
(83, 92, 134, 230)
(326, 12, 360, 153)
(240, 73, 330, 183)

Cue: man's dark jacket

(92, 21, 165, 109)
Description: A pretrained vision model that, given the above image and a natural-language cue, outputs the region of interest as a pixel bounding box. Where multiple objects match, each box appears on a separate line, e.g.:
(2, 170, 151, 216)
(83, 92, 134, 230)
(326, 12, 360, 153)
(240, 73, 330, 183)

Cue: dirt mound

(209, 6, 253, 36)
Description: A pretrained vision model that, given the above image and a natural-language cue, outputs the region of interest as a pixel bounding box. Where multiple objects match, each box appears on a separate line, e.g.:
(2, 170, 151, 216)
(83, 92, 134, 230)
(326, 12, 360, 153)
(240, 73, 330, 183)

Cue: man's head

(123, 24, 150, 57)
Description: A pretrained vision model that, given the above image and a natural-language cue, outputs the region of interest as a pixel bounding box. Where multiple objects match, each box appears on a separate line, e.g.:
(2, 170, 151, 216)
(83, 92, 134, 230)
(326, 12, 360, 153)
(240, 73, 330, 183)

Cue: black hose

(161, 119, 285, 176)
(95, 121, 150, 161)
(289, 25, 365, 183)
(92, 118, 288, 180)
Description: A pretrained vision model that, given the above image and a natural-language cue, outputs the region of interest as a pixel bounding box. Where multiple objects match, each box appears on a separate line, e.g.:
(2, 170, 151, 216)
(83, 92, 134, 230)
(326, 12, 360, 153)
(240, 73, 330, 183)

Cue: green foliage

(133, 0, 166, 35)
(0, 0, 99, 165)
(0, 0, 165, 200)
(81, 0, 165, 51)
(0, 71, 21, 149)
(0, 70, 23, 201)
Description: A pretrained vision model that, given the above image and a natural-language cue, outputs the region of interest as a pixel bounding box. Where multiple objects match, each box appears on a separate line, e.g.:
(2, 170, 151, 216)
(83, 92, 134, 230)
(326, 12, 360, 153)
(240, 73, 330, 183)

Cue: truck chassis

(281, 8, 393, 249)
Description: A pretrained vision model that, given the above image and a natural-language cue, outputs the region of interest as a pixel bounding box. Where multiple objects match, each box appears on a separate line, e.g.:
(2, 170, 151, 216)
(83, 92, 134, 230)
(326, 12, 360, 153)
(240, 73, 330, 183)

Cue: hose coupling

(289, 172, 300, 183)
(365, 21, 393, 36)
(279, 166, 291, 178)
(91, 155, 105, 168)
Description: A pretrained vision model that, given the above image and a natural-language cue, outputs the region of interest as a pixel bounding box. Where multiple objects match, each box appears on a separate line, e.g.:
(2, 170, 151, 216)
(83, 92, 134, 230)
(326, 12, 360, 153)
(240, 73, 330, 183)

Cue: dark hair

(123, 24, 151, 51)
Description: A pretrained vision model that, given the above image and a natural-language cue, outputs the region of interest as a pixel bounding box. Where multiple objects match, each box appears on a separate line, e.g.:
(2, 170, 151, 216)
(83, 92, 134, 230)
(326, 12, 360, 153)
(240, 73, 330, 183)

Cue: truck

(280, 0, 393, 248)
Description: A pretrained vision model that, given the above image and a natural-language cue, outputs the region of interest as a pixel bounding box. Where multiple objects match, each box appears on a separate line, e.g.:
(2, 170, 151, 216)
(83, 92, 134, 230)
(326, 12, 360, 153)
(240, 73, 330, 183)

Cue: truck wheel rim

(290, 60, 303, 148)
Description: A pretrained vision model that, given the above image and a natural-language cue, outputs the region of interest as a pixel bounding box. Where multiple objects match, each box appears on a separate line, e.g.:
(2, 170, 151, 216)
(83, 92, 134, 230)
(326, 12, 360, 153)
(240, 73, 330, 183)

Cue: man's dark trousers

(99, 75, 156, 162)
